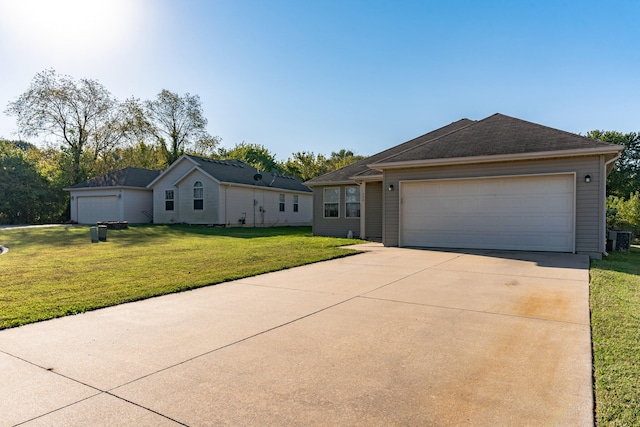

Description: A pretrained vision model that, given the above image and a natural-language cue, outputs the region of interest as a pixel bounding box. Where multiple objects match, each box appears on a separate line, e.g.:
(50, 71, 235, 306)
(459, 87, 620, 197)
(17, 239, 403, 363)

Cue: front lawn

(590, 246, 640, 426)
(0, 225, 363, 329)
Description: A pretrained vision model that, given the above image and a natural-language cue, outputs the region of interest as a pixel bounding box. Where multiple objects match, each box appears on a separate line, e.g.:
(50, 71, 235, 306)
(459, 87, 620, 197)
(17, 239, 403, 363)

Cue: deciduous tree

(218, 142, 280, 172)
(4, 69, 123, 185)
(144, 90, 218, 165)
(587, 130, 640, 198)
(0, 139, 65, 224)
(281, 151, 328, 181)
(327, 149, 366, 170)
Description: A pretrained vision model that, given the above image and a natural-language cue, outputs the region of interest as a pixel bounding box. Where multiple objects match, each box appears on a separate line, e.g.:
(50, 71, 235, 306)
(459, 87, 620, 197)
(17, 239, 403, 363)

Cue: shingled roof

(69, 167, 161, 189)
(372, 113, 621, 167)
(183, 155, 311, 192)
(307, 113, 622, 185)
(305, 118, 474, 185)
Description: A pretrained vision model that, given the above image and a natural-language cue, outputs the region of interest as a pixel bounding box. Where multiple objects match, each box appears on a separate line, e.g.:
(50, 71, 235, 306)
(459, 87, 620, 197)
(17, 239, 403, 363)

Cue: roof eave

(146, 155, 198, 188)
(351, 174, 383, 183)
(171, 166, 220, 186)
(369, 146, 624, 170)
(64, 185, 152, 191)
(304, 179, 357, 187)
(220, 181, 312, 193)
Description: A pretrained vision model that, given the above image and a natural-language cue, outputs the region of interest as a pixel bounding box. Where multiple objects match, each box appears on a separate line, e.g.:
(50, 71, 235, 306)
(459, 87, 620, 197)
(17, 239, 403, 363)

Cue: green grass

(0, 225, 363, 329)
(591, 245, 640, 426)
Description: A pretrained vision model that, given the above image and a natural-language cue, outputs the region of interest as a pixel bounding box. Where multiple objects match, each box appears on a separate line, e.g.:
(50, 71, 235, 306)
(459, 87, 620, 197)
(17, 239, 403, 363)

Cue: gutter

(369, 146, 624, 171)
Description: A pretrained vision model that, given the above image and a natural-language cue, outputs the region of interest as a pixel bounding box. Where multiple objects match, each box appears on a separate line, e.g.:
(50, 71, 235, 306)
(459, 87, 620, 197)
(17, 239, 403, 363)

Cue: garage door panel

(400, 175, 574, 252)
(78, 196, 119, 224)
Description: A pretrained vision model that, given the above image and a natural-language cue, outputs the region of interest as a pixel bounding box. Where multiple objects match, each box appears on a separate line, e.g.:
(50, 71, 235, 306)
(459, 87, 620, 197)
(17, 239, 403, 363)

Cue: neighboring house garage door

(400, 174, 575, 252)
(78, 196, 119, 224)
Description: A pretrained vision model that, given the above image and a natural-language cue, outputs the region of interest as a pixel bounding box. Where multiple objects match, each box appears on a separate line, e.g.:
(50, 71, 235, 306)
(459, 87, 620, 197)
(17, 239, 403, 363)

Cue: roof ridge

(490, 113, 616, 146)
(370, 118, 478, 165)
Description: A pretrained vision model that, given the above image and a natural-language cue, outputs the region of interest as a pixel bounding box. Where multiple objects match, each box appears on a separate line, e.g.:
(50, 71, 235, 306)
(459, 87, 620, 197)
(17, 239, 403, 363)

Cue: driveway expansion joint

(108, 295, 361, 393)
(358, 295, 590, 326)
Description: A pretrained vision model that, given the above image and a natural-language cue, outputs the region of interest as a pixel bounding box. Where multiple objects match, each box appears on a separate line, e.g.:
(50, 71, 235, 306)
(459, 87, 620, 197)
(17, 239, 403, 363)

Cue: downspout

(359, 182, 365, 239)
(224, 184, 231, 226)
(602, 153, 622, 256)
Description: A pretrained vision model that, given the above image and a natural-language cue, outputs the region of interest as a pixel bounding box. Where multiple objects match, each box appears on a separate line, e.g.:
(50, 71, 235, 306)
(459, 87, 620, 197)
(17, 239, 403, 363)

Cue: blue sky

(0, 0, 638, 161)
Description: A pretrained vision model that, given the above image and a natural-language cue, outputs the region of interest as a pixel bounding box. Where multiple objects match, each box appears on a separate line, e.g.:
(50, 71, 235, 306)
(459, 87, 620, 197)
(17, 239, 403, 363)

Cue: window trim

(293, 195, 299, 213)
(345, 185, 361, 218)
(279, 193, 285, 212)
(193, 181, 204, 210)
(165, 190, 174, 211)
(323, 187, 340, 219)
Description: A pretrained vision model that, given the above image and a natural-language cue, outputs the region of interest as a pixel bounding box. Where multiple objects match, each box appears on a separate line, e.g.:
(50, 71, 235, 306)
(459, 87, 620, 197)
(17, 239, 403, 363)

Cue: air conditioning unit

(608, 230, 633, 253)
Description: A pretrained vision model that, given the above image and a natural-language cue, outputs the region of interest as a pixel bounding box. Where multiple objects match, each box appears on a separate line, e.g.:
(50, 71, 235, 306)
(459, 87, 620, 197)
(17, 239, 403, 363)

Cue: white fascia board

(304, 180, 356, 187)
(146, 155, 199, 188)
(172, 166, 219, 186)
(220, 181, 312, 194)
(350, 174, 382, 183)
(64, 186, 151, 192)
(369, 146, 625, 171)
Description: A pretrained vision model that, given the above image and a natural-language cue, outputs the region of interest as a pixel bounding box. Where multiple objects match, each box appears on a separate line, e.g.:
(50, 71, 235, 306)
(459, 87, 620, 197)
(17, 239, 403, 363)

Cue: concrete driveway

(0, 244, 593, 426)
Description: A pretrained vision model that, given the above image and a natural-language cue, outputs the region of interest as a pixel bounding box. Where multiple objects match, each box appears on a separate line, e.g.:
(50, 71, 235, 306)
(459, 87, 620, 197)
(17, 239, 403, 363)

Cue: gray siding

(383, 156, 604, 256)
(364, 182, 383, 241)
(312, 185, 361, 238)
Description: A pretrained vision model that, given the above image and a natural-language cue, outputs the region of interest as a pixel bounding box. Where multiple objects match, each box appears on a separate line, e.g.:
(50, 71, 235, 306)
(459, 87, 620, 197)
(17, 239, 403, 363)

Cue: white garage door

(78, 196, 119, 224)
(400, 174, 575, 252)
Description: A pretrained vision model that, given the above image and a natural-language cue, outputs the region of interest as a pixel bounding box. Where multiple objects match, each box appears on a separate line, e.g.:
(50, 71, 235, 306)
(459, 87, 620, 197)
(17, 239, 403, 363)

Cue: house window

(293, 195, 299, 212)
(345, 186, 360, 218)
(279, 194, 285, 212)
(193, 181, 203, 210)
(165, 190, 174, 211)
(323, 188, 339, 218)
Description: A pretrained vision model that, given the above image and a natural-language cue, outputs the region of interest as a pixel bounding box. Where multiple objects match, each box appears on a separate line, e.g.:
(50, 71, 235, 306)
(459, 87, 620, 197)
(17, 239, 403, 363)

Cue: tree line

(586, 130, 640, 236)
(1, 70, 365, 224)
(1, 70, 638, 227)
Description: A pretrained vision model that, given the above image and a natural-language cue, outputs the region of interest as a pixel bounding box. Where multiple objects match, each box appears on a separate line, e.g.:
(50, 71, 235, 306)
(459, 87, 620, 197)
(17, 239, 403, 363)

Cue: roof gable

(307, 114, 623, 184)
(374, 113, 621, 165)
(68, 168, 160, 189)
(305, 118, 474, 185)
(156, 155, 311, 192)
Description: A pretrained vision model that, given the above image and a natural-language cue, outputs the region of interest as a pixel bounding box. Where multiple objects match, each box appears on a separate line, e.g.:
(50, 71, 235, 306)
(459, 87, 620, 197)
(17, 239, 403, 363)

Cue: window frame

(193, 181, 204, 210)
(165, 190, 174, 211)
(345, 185, 361, 218)
(323, 187, 340, 219)
(279, 193, 285, 212)
(293, 195, 299, 213)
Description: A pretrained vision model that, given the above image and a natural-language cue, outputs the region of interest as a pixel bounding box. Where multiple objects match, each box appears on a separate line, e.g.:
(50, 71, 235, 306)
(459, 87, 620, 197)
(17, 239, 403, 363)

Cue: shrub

(608, 193, 640, 237)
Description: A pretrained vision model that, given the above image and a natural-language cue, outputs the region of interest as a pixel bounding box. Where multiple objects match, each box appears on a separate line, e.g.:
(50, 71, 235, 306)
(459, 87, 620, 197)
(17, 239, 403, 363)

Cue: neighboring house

(305, 113, 623, 259)
(147, 154, 312, 227)
(65, 167, 160, 224)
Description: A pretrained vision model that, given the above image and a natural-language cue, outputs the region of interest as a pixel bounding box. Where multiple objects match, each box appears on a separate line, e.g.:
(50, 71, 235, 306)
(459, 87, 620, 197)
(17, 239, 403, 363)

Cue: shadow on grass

(0, 224, 315, 249)
(112, 224, 313, 244)
(590, 246, 640, 276)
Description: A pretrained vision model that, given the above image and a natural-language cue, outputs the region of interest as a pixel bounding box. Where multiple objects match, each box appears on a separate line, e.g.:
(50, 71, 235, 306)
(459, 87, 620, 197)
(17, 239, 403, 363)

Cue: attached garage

(400, 174, 575, 252)
(77, 196, 119, 224)
(307, 113, 623, 258)
(65, 168, 160, 225)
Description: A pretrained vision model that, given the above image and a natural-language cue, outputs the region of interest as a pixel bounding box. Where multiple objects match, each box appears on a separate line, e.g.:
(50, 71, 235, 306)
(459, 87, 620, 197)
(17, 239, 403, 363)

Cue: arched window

(193, 181, 203, 210)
